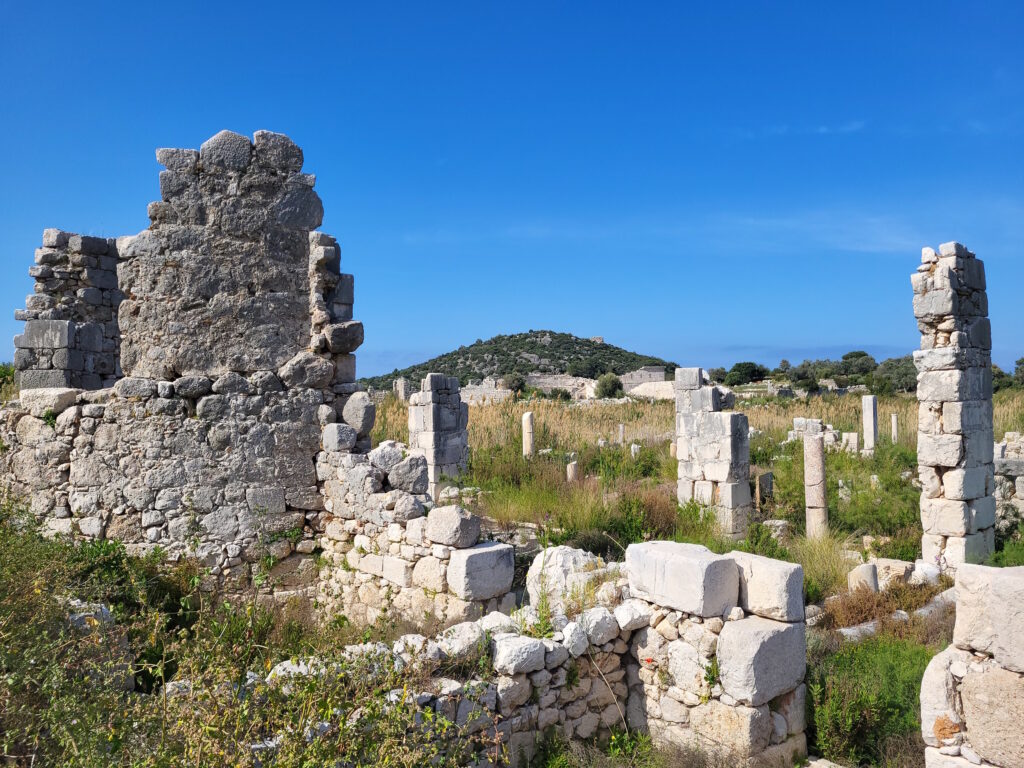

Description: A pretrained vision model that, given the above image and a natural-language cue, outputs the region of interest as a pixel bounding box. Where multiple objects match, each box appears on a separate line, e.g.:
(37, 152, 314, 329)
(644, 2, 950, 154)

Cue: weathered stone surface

(323, 423, 357, 452)
(717, 617, 806, 706)
(847, 563, 879, 592)
(920, 645, 969, 746)
(625, 541, 738, 617)
(279, 352, 334, 390)
(580, 607, 619, 645)
(387, 454, 428, 494)
(526, 545, 607, 615)
(437, 621, 487, 664)
(199, 129, 251, 171)
(342, 391, 376, 437)
(18, 387, 79, 417)
(689, 700, 772, 758)
(727, 551, 803, 622)
(492, 635, 546, 675)
(960, 665, 1024, 767)
(324, 321, 364, 354)
(613, 599, 653, 632)
(446, 542, 514, 601)
(368, 440, 405, 473)
(953, 563, 1024, 672)
(424, 505, 480, 548)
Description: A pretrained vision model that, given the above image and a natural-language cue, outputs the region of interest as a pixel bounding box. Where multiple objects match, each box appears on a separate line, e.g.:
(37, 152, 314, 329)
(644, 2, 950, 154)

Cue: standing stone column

(618, 423, 625, 445)
(566, 460, 578, 482)
(891, 412, 899, 444)
(913, 242, 995, 570)
(522, 411, 535, 458)
(804, 434, 828, 539)
(862, 395, 878, 453)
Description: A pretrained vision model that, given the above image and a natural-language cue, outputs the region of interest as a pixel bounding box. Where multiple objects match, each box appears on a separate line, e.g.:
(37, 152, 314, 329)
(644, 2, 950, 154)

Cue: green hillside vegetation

(360, 331, 676, 390)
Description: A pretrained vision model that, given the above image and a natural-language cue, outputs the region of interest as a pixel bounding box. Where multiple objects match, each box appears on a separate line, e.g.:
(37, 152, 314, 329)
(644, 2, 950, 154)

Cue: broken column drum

(522, 411, 535, 458)
(862, 395, 878, 453)
(803, 434, 827, 539)
(912, 242, 995, 570)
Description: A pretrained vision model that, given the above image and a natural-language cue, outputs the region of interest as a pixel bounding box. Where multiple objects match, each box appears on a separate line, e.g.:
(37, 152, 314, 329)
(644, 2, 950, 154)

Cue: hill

(360, 331, 677, 390)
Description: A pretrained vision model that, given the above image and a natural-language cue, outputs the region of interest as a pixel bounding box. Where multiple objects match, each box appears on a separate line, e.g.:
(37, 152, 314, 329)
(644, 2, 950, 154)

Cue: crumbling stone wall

(994, 433, 1024, 539)
(408, 374, 469, 499)
(1, 130, 366, 605)
(912, 242, 995, 570)
(14, 231, 121, 390)
(919, 564, 1024, 767)
(674, 368, 751, 538)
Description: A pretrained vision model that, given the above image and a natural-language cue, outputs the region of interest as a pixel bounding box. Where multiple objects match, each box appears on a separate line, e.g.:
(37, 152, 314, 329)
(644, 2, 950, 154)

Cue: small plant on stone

(42, 408, 57, 428)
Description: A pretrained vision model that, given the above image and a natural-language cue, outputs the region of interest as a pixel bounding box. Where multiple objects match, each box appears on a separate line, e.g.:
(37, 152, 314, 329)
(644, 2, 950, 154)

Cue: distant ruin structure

(912, 242, 995, 570)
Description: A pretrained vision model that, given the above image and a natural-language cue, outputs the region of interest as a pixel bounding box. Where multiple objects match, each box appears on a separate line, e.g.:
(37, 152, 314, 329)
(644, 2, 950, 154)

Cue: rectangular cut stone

(942, 467, 989, 500)
(942, 401, 991, 435)
(953, 563, 1024, 673)
(674, 367, 703, 391)
(717, 616, 806, 706)
(625, 541, 738, 617)
(920, 497, 970, 536)
(381, 555, 413, 587)
(943, 532, 991, 568)
(968, 496, 996, 532)
(446, 541, 514, 601)
(15, 319, 74, 349)
(862, 395, 878, 451)
(726, 551, 804, 622)
(688, 700, 771, 758)
(918, 434, 963, 468)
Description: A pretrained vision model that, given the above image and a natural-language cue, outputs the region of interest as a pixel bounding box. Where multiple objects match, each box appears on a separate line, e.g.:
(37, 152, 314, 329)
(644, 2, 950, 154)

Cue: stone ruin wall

(912, 242, 996, 570)
(919, 564, 1023, 768)
(408, 373, 470, 499)
(14, 231, 122, 390)
(674, 367, 752, 538)
(994, 433, 1024, 539)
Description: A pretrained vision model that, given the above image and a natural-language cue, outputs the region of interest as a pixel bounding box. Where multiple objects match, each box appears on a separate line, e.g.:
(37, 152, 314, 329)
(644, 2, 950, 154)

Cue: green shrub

(808, 636, 933, 765)
(595, 373, 624, 399)
(989, 523, 1024, 566)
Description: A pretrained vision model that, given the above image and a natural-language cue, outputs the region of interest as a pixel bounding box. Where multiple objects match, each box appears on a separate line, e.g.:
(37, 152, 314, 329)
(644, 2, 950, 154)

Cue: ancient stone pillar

(862, 395, 878, 453)
(804, 434, 827, 539)
(669, 440, 677, 459)
(408, 373, 469, 500)
(566, 460, 578, 483)
(630, 443, 641, 460)
(618, 423, 625, 445)
(674, 367, 751, 539)
(913, 242, 995, 570)
(891, 412, 898, 444)
(522, 411, 535, 458)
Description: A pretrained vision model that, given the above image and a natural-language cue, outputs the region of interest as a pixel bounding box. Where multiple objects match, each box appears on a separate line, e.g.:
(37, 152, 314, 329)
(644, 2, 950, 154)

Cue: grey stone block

(15, 319, 74, 349)
(17, 368, 73, 389)
(446, 542, 514, 601)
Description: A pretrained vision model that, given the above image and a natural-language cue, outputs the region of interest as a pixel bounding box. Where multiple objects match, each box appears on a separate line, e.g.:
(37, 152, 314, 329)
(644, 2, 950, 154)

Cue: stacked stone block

(624, 542, 807, 764)
(317, 467, 516, 626)
(14, 231, 122, 390)
(408, 373, 469, 499)
(919, 564, 1024, 767)
(786, 417, 842, 449)
(674, 368, 751, 538)
(912, 242, 995, 570)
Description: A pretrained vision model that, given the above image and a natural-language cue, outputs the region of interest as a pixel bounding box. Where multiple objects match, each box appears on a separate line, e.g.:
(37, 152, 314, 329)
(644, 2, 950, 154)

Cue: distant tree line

(707, 352, 1024, 395)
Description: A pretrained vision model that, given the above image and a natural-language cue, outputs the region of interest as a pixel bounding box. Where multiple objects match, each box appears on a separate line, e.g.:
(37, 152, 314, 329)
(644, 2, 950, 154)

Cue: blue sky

(1, 2, 1022, 376)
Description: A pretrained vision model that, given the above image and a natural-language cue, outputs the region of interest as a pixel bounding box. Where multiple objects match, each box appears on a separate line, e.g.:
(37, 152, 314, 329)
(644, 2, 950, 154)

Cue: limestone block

(381, 556, 412, 587)
(953, 563, 1024, 672)
(917, 368, 991, 403)
(674, 367, 703, 391)
(968, 496, 996, 532)
(923, 748, 982, 767)
(689, 700, 772, 758)
(717, 617, 806, 706)
(873, 558, 914, 589)
(18, 387, 79, 417)
(278, 351, 334, 390)
(526, 545, 606, 615)
(388, 454, 428, 494)
(625, 541, 739, 617)
(324, 321, 364, 354)
(437, 621, 487, 664)
(862, 395, 878, 451)
(342, 392, 376, 437)
(918, 434, 964, 468)
(727, 551, 804, 622)
(14, 319, 73, 350)
(446, 542, 514, 601)
(921, 497, 970, 536)
(943, 467, 990, 501)
(847, 563, 879, 592)
(920, 645, 969, 747)
(199, 129, 252, 171)
(959, 665, 1024, 768)
(424, 505, 480, 548)
(580, 607, 619, 645)
(368, 441, 405, 473)
(943, 533, 992, 568)
(770, 683, 805, 736)
(323, 423, 357, 452)
(492, 635, 546, 675)
(613, 599, 653, 632)
(172, 375, 212, 398)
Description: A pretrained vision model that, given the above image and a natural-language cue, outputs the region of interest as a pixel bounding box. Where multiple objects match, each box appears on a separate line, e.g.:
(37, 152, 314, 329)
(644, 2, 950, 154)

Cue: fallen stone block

(625, 541, 738, 617)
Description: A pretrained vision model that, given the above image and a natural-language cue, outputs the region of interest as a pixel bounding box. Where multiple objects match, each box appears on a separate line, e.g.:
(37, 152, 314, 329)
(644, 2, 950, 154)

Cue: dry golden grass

(744, 393, 919, 447)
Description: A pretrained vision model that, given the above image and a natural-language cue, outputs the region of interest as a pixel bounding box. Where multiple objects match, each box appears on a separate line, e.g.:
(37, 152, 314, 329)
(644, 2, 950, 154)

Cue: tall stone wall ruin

(912, 242, 995, 570)
(408, 373, 469, 499)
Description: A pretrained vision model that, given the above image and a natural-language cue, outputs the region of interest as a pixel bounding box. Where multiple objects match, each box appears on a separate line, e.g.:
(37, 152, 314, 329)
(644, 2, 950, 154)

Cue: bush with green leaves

(807, 636, 932, 765)
(595, 373, 624, 399)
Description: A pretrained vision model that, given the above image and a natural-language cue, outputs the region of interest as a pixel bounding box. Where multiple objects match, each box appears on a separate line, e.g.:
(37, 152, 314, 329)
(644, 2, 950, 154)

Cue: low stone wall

(919, 563, 1023, 767)
(357, 540, 810, 766)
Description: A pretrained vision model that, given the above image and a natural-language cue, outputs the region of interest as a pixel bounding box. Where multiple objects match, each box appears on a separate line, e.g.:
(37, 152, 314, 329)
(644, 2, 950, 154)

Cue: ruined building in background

(674, 367, 751, 539)
(912, 242, 995, 570)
